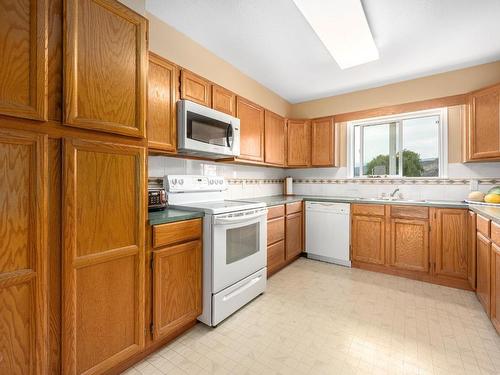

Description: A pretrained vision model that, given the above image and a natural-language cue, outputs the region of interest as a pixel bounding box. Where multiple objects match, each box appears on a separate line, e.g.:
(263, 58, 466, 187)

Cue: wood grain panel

(468, 211, 477, 289)
(491, 243, 500, 333)
(267, 240, 285, 276)
(152, 219, 202, 249)
(64, 0, 147, 137)
(352, 204, 385, 217)
(267, 217, 285, 245)
(264, 110, 285, 166)
(476, 232, 491, 316)
(180, 70, 211, 107)
(236, 96, 265, 162)
(389, 218, 429, 272)
(390, 205, 429, 220)
(351, 215, 385, 265)
(152, 240, 202, 340)
(48, 0, 62, 121)
(492, 221, 500, 246)
(311, 117, 335, 167)
(267, 205, 284, 220)
(147, 53, 177, 153)
(285, 201, 303, 215)
(212, 84, 235, 116)
(477, 215, 491, 237)
(0, 0, 48, 121)
(432, 209, 468, 280)
(287, 119, 310, 167)
(62, 138, 145, 375)
(285, 212, 303, 260)
(0, 129, 47, 375)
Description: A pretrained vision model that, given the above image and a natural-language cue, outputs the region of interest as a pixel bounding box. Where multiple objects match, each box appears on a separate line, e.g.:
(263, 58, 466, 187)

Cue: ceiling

(146, 0, 500, 104)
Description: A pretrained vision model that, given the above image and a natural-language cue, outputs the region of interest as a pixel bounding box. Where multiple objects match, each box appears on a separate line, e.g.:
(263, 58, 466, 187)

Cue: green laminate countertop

(148, 209, 204, 225)
(245, 195, 469, 209)
(469, 205, 500, 225)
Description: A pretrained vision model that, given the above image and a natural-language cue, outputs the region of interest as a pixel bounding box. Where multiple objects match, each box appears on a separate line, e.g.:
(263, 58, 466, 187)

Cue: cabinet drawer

(492, 222, 500, 245)
(477, 215, 491, 237)
(352, 204, 385, 217)
(390, 205, 429, 219)
(267, 204, 285, 220)
(268, 217, 285, 245)
(153, 218, 202, 248)
(267, 240, 285, 272)
(286, 201, 303, 215)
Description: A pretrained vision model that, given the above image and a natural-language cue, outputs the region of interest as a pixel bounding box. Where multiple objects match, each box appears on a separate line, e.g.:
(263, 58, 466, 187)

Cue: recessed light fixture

(292, 0, 379, 69)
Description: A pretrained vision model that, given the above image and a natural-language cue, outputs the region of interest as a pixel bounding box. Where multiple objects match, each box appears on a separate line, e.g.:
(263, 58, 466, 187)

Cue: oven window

(226, 223, 259, 264)
(187, 111, 233, 147)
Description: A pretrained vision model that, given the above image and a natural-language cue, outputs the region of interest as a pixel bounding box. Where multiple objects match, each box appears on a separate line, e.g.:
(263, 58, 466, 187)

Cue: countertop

(469, 205, 500, 225)
(148, 209, 204, 225)
(245, 195, 469, 209)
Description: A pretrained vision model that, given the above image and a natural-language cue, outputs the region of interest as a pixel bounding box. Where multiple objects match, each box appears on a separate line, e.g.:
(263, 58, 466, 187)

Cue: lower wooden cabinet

(286, 212, 303, 260)
(389, 218, 429, 272)
(152, 239, 202, 340)
(491, 243, 500, 332)
(468, 211, 477, 289)
(351, 210, 385, 265)
(267, 240, 286, 275)
(476, 232, 491, 315)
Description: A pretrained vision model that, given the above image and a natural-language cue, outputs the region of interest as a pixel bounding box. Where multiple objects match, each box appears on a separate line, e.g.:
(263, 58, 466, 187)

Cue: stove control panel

(164, 175, 227, 192)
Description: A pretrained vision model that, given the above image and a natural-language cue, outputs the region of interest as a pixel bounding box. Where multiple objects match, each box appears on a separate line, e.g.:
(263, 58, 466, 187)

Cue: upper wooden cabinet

(180, 69, 211, 107)
(62, 138, 146, 374)
(0, 129, 48, 375)
(63, 0, 147, 138)
(212, 84, 235, 116)
(264, 110, 286, 166)
(287, 119, 311, 167)
(147, 53, 178, 153)
(467, 84, 500, 161)
(0, 0, 48, 121)
(389, 218, 429, 272)
(311, 117, 335, 167)
(236, 96, 265, 162)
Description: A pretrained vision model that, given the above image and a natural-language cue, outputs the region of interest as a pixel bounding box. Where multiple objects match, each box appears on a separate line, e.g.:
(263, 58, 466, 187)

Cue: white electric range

(165, 175, 267, 326)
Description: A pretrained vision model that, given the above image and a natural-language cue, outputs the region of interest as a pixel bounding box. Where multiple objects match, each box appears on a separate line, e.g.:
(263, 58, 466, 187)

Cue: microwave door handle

(214, 211, 266, 225)
(225, 124, 232, 148)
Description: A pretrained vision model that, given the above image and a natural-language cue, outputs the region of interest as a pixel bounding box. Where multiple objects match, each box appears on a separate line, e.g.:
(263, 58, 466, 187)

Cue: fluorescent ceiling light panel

(292, 0, 379, 69)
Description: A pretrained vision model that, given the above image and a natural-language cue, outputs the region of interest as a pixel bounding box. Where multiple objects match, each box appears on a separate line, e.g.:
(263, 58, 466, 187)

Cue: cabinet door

(62, 138, 146, 375)
(212, 84, 235, 116)
(152, 240, 202, 340)
(0, 0, 48, 120)
(476, 232, 491, 316)
(468, 85, 500, 160)
(268, 217, 285, 245)
(147, 53, 177, 152)
(432, 209, 468, 280)
(491, 243, 500, 333)
(468, 211, 477, 289)
(287, 119, 311, 167)
(286, 212, 303, 260)
(264, 110, 286, 166)
(64, 0, 147, 137)
(236, 96, 265, 162)
(389, 218, 429, 272)
(180, 70, 211, 107)
(311, 117, 335, 166)
(0, 129, 47, 375)
(267, 240, 285, 276)
(351, 215, 385, 265)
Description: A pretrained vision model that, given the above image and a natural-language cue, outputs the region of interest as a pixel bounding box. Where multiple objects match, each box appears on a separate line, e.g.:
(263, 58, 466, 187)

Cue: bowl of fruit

(466, 186, 500, 206)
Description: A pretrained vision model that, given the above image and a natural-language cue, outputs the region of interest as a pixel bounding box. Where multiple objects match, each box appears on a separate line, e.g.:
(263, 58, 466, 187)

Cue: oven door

(211, 208, 267, 293)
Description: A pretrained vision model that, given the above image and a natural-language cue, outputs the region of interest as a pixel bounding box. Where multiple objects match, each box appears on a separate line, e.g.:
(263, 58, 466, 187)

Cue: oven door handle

(213, 211, 267, 225)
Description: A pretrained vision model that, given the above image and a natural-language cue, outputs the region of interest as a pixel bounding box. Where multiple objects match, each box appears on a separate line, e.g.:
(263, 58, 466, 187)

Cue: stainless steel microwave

(177, 100, 240, 158)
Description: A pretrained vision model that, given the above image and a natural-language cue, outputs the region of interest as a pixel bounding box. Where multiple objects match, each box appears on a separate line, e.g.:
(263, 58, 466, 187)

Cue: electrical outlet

(469, 179, 479, 191)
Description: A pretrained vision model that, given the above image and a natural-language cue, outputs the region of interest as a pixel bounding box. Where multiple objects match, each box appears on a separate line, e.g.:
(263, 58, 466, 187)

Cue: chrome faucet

(390, 188, 400, 198)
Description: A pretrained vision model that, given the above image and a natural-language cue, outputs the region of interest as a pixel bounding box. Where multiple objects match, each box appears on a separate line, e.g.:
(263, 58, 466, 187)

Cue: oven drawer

(212, 268, 266, 326)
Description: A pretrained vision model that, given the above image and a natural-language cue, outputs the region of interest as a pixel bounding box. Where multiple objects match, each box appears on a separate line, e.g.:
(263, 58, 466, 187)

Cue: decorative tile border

(294, 178, 500, 185)
(148, 177, 284, 186)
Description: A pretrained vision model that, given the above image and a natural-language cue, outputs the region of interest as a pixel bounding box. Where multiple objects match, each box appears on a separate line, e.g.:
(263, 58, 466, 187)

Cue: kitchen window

(348, 108, 448, 178)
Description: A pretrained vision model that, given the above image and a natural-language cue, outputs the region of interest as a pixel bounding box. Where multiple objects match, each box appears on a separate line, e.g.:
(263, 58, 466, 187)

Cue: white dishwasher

(305, 201, 351, 267)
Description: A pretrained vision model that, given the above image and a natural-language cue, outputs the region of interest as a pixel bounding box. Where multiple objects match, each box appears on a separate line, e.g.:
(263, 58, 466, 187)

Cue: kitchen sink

(357, 197, 427, 203)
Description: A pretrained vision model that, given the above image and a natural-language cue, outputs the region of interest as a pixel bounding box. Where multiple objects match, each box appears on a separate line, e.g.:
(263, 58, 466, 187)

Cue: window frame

(347, 108, 448, 178)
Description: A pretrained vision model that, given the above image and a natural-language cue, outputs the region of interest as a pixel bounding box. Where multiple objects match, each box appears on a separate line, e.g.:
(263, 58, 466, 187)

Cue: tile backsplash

(149, 156, 500, 202)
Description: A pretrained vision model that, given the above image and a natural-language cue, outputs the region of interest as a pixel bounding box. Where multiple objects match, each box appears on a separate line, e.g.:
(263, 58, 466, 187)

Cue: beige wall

(147, 15, 292, 117)
(291, 61, 500, 118)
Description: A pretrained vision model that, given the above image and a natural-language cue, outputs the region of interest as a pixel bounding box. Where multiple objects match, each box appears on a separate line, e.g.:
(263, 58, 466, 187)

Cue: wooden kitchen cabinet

(264, 110, 286, 166)
(180, 69, 211, 107)
(476, 232, 491, 316)
(389, 218, 429, 272)
(311, 117, 335, 167)
(287, 119, 311, 167)
(64, 0, 147, 138)
(236, 96, 265, 162)
(212, 84, 236, 116)
(62, 138, 146, 375)
(147, 53, 178, 153)
(268, 217, 285, 245)
(467, 84, 500, 161)
(286, 212, 303, 260)
(468, 211, 477, 289)
(0, 129, 48, 375)
(352, 214, 386, 265)
(492, 242, 500, 332)
(0, 0, 48, 121)
(152, 238, 202, 340)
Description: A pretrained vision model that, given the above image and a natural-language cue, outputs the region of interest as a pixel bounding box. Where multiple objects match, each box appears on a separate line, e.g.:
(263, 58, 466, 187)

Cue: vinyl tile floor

(124, 258, 500, 375)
